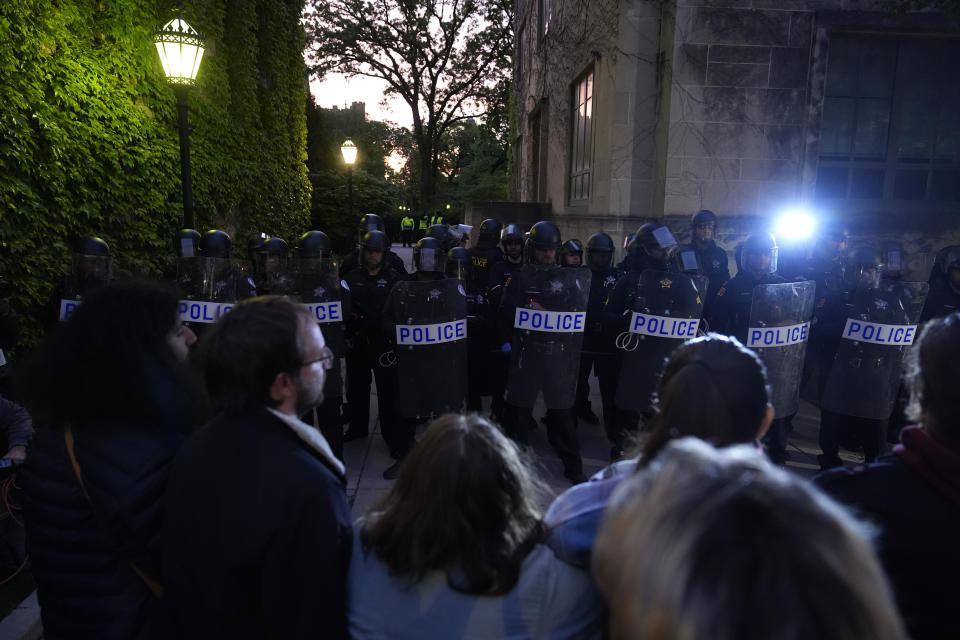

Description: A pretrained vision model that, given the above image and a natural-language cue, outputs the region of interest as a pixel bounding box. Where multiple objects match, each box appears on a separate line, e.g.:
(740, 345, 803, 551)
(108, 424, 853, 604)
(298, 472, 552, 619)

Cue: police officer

(559, 239, 584, 267)
(430, 211, 444, 226)
(198, 229, 257, 301)
(296, 230, 348, 460)
(499, 221, 585, 484)
(54, 236, 112, 323)
(603, 223, 678, 447)
(410, 236, 446, 281)
(171, 229, 202, 297)
(575, 233, 620, 446)
(343, 230, 406, 476)
(676, 210, 729, 317)
(818, 246, 897, 469)
(339, 214, 408, 277)
(254, 237, 294, 295)
(708, 232, 794, 462)
(709, 232, 785, 339)
(468, 218, 504, 292)
(487, 223, 526, 289)
(418, 213, 429, 239)
(922, 247, 960, 321)
(400, 212, 415, 247)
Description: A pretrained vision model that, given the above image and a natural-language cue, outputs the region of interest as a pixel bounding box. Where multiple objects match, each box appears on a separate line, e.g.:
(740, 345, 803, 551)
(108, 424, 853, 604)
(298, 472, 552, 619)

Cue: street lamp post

(155, 12, 205, 230)
(341, 139, 357, 219)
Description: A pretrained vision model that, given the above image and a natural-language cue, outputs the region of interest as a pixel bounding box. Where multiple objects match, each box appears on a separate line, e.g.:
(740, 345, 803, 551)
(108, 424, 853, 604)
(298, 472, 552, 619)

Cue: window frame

(568, 67, 595, 204)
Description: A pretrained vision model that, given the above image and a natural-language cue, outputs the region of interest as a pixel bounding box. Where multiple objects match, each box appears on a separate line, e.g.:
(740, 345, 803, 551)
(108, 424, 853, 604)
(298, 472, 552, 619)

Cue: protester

(163, 296, 352, 639)
(594, 438, 905, 640)
(348, 413, 603, 639)
(545, 333, 773, 569)
(816, 313, 960, 639)
(20, 280, 201, 640)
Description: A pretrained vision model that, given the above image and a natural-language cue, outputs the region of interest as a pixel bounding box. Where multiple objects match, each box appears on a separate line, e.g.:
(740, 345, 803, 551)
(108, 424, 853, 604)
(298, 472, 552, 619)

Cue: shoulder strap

(63, 425, 165, 600)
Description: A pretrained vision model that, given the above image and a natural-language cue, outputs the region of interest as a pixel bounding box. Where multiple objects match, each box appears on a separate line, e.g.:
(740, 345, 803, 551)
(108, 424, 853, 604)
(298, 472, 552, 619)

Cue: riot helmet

(560, 239, 584, 267)
(247, 234, 268, 262)
(446, 246, 470, 281)
(477, 218, 503, 249)
(426, 224, 457, 252)
(359, 213, 385, 234)
(74, 236, 110, 257)
(174, 229, 201, 258)
(199, 230, 232, 259)
(71, 236, 112, 292)
(501, 223, 524, 244)
(296, 230, 333, 276)
(358, 214, 385, 247)
(691, 209, 717, 244)
(260, 237, 289, 258)
(526, 220, 562, 265)
(879, 240, 904, 280)
(623, 232, 637, 252)
(501, 223, 525, 262)
(361, 230, 390, 270)
(298, 230, 331, 258)
(414, 237, 447, 274)
(586, 232, 614, 270)
(843, 245, 882, 288)
(741, 232, 778, 275)
(674, 246, 703, 274)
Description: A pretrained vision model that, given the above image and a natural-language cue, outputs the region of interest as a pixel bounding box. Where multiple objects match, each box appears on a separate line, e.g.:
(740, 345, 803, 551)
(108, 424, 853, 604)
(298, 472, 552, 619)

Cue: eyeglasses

(300, 346, 335, 370)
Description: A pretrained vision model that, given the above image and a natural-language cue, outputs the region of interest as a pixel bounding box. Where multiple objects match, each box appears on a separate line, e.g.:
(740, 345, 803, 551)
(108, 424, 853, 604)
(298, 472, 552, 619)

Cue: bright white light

(155, 18, 205, 85)
(775, 210, 815, 241)
(340, 139, 358, 165)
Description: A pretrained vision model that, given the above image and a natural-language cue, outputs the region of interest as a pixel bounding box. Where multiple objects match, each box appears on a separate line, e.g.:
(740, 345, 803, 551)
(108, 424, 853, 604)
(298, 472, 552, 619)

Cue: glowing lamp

(155, 16, 205, 85)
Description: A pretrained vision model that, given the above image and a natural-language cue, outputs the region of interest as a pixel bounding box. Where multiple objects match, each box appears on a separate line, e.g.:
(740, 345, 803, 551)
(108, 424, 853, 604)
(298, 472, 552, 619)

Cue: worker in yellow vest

(401, 214, 415, 247)
(418, 214, 429, 239)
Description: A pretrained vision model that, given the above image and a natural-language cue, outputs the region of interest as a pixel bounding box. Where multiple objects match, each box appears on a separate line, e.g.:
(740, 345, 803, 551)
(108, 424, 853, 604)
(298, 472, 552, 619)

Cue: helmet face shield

(416, 248, 445, 273)
(677, 248, 701, 273)
(744, 246, 778, 274)
(71, 254, 112, 291)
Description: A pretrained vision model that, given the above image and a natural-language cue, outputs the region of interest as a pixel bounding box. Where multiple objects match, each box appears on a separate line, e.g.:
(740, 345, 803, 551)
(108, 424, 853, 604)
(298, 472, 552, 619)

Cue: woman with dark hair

(348, 413, 603, 639)
(816, 313, 960, 639)
(545, 333, 774, 569)
(19, 280, 201, 640)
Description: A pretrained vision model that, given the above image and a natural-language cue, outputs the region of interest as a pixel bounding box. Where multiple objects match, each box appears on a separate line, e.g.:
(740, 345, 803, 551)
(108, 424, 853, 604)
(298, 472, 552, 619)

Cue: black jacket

(22, 413, 188, 639)
(815, 430, 960, 640)
(163, 408, 352, 640)
(708, 270, 786, 341)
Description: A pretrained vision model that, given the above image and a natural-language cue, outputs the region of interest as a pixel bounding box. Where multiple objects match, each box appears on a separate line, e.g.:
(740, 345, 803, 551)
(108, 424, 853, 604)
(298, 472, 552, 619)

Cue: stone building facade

(512, 0, 960, 256)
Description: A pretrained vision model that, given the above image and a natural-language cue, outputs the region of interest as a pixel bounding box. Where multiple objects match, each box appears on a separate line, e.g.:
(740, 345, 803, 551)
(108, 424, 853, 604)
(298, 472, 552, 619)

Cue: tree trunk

(417, 135, 435, 215)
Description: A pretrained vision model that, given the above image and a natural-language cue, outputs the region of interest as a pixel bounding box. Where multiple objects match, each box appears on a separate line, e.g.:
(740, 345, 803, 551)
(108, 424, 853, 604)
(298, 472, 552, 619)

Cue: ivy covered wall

(0, 0, 311, 346)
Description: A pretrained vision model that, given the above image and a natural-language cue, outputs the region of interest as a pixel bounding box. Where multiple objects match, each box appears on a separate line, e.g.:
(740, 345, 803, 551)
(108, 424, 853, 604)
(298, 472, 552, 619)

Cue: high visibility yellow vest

(401, 216, 415, 230)
(418, 217, 429, 230)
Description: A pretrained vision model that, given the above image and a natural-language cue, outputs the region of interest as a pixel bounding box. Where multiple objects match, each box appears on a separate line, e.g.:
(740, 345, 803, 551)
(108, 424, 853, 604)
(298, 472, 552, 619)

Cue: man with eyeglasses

(164, 296, 351, 639)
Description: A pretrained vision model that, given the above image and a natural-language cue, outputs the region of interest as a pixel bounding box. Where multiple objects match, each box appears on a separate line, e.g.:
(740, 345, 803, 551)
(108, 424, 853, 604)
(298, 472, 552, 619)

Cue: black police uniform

(920, 282, 960, 322)
(342, 264, 406, 457)
(709, 269, 792, 460)
(485, 257, 525, 421)
(339, 249, 408, 279)
(499, 269, 584, 480)
(676, 240, 729, 317)
(818, 283, 911, 469)
(467, 245, 503, 293)
(575, 265, 620, 438)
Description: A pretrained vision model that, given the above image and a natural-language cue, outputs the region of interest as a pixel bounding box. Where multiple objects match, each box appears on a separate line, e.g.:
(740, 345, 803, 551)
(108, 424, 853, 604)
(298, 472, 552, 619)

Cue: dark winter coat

(21, 367, 191, 640)
(162, 407, 352, 640)
(815, 427, 960, 639)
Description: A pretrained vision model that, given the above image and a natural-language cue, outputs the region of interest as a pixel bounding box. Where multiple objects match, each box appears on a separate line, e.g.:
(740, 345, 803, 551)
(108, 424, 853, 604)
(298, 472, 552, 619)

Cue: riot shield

(747, 280, 816, 419)
(614, 270, 706, 413)
(298, 262, 349, 399)
(177, 257, 240, 327)
(175, 257, 203, 299)
(391, 278, 467, 417)
(821, 281, 929, 420)
(506, 266, 591, 410)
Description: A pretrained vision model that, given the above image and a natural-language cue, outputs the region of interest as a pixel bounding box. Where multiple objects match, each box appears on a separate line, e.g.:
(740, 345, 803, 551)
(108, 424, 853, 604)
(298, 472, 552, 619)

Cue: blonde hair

(593, 438, 905, 640)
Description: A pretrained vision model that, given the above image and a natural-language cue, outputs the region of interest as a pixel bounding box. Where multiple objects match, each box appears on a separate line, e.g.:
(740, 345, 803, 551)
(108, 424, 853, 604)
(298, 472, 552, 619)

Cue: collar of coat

(266, 407, 346, 478)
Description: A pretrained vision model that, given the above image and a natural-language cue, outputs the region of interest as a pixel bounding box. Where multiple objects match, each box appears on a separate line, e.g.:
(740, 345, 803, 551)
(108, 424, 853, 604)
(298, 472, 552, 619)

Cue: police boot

(576, 401, 600, 425)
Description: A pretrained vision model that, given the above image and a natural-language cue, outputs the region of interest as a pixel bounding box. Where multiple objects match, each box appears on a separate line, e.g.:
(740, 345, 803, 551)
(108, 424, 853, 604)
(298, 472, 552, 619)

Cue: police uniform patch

(428, 288, 441, 301)
(659, 278, 672, 289)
